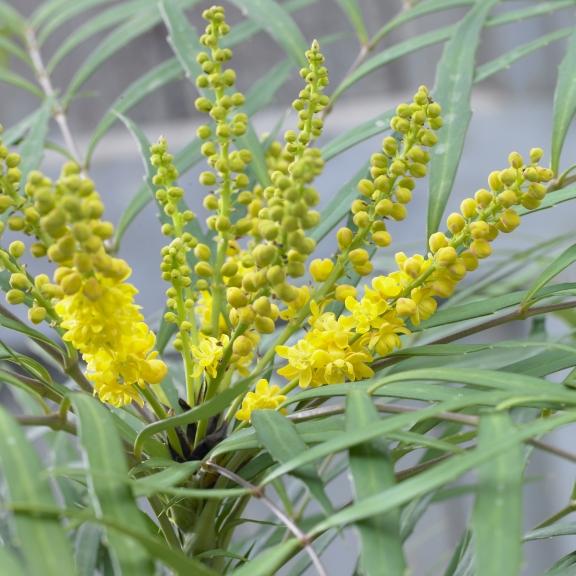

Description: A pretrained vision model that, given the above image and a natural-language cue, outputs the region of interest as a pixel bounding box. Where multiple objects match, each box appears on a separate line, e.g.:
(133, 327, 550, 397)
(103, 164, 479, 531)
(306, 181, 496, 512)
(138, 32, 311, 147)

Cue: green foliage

(0, 0, 576, 574)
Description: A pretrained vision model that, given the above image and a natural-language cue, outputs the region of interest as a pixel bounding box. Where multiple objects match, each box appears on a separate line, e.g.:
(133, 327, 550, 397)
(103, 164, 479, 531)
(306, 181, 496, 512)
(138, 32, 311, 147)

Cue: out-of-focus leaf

(522, 243, 576, 308)
(252, 410, 333, 514)
(0, 547, 25, 576)
(551, 29, 576, 173)
(309, 412, 576, 535)
(473, 411, 523, 576)
(332, 24, 454, 103)
(75, 524, 102, 576)
(0, 406, 76, 576)
(232, 540, 300, 576)
(18, 96, 53, 186)
(335, 0, 368, 44)
(85, 59, 182, 165)
(0, 68, 42, 97)
(71, 394, 155, 575)
(476, 28, 573, 83)
(227, 0, 307, 67)
(427, 0, 499, 237)
(37, 0, 117, 44)
(346, 391, 406, 576)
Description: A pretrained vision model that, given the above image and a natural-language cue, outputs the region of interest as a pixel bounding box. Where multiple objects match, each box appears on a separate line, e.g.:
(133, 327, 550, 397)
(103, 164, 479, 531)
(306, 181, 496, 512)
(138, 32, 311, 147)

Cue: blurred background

(2, 1, 576, 574)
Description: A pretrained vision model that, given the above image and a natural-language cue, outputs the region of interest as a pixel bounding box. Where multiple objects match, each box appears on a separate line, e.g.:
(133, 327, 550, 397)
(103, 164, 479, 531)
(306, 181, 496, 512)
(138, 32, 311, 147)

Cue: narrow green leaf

(252, 410, 333, 515)
(62, 2, 200, 107)
(551, 29, 576, 173)
(0, 406, 76, 576)
(522, 243, 576, 308)
(0, 3, 25, 36)
(159, 0, 203, 82)
(310, 412, 576, 536)
(85, 59, 183, 165)
(322, 109, 393, 161)
(427, 0, 499, 237)
(335, 0, 368, 44)
(346, 391, 406, 576)
(0, 547, 25, 576)
(71, 394, 155, 576)
(227, 0, 307, 67)
(543, 551, 576, 575)
(232, 539, 300, 576)
(476, 28, 573, 83)
(486, 1, 575, 28)
(332, 24, 455, 103)
(46, 0, 155, 72)
(370, 0, 474, 48)
(473, 411, 523, 576)
(0, 68, 42, 97)
(419, 282, 576, 330)
(37, 0, 117, 44)
(18, 97, 53, 186)
(75, 523, 102, 576)
(0, 36, 29, 64)
(0, 312, 65, 358)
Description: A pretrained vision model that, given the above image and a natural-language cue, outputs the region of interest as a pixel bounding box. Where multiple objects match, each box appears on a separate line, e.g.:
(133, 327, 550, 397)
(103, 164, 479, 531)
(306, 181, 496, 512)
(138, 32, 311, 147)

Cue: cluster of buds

(328, 86, 442, 281)
(275, 149, 555, 391)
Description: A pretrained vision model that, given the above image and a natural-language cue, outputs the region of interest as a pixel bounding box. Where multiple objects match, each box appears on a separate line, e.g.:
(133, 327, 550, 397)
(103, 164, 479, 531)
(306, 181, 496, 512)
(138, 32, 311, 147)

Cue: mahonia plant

(0, 5, 555, 438)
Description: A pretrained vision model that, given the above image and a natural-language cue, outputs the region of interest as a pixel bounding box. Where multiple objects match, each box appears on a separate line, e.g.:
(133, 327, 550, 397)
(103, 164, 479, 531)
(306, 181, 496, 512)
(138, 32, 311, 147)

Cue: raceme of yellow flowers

(0, 5, 554, 425)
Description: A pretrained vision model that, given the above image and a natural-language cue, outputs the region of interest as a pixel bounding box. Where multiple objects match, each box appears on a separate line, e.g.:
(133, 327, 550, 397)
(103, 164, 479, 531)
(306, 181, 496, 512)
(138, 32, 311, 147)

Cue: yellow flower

(55, 274, 142, 355)
(84, 324, 167, 407)
(280, 286, 310, 320)
(235, 379, 287, 422)
(191, 334, 228, 378)
(276, 339, 316, 388)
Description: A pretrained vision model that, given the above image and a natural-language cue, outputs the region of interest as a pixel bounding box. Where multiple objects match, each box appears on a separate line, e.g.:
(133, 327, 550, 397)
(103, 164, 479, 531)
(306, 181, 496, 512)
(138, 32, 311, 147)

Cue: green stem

(139, 387, 184, 459)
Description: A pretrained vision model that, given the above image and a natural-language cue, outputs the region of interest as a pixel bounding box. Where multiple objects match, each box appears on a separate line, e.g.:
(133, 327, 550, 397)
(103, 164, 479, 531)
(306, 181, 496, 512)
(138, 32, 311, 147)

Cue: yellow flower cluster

(275, 149, 554, 388)
(235, 379, 286, 422)
(0, 137, 166, 407)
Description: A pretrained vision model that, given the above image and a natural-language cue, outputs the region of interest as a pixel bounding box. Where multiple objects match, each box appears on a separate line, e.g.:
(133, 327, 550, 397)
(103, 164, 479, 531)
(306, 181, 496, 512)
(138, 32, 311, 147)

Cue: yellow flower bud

(474, 188, 493, 208)
(194, 243, 211, 261)
(530, 147, 544, 163)
(28, 306, 47, 324)
(469, 220, 490, 239)
(403, 257, 421, 278)
(461, 251, 479, 272)
(335, 284, 356, 301)
(375, 198, 393, 217)
(460, 198, 477, 219)
(353, 261, 373, 276)
(499, 168, 517, 187)
(349, 248, 369, 265)
(233, 334, 253, 356)
(396, 298, 417, 317)
(498, 189, 518, 208)
(497, 209, 521, 233)
(252, 296, 272, 317)
(8, 240, 25, 259)
(488, 171, 504, 192)
(390, 203, 407, 221)
(428, 232, 448, 253)
(61, 272, 83, 295)
(508, 151, 524, 169)
(372, 230, 392, 247)
(470, 239, 492, 259)
(309, 258, 334, 282)
(337, 227, 354, 250)
(255, 315, 275, 334)
(9, 273, 30, 290)
(447, 213, 466, 234)
(253, 244, 277, 267)
(227, 287, 248, 308)
(195, 261, 214, 277)
(435, 246, 457, 267)
(6, 289, 25, 305)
